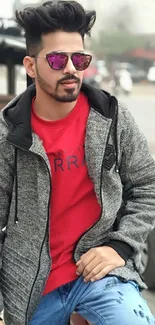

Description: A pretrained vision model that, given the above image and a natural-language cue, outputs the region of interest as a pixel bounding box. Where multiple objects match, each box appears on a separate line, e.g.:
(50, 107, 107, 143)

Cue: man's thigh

(29, 289, 69, 325)
(75, 276, 155, 325)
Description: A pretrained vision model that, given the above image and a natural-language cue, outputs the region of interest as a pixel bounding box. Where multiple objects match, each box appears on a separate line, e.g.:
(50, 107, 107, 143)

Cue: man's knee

(109, 296, 155, 325)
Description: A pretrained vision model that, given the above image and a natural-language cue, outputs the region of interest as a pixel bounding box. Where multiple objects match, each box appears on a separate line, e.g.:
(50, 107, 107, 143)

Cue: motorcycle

(111, 69, 133, 96)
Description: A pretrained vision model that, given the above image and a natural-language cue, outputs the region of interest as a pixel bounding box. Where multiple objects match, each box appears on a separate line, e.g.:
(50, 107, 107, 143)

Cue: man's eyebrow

(46, 50, 85, 54)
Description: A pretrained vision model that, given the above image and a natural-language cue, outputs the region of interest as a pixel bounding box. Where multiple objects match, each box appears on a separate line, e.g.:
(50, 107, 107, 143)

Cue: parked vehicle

(83, 60, 100, 88)
(141, 228, 155, 289)
(147, 65, 155, 83)
(96, 60, 110, 81)
(113, 62, 146, 83)
(110, 69, 133, 96)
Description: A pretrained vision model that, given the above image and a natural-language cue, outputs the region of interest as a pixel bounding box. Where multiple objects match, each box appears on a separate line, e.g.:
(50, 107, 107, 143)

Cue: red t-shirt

(31, 92, 101, 294)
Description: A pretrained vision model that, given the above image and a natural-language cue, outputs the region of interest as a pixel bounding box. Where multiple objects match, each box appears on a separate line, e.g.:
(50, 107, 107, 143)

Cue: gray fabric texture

(0, 89, 155, 325)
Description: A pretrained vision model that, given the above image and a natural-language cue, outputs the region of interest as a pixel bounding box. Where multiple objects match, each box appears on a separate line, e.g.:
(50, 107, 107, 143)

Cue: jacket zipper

(3, 107, 117, 318)
(11, 146, 52, 324)
(73, 118, 114, 261)
(25, 156, 52, 325)
(2, 112, 52, 324)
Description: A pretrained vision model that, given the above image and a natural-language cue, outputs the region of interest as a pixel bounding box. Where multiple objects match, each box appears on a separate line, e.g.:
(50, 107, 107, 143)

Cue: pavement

(142, 290, 155, 314)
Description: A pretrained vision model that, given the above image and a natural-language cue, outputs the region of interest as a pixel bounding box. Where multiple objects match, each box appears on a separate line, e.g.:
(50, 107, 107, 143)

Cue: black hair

(15, 1, 96, 55)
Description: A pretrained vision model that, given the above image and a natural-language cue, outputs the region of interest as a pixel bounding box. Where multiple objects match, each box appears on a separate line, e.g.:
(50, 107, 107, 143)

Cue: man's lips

(61, 80, 77, 84)
(60, 80, 78, 88)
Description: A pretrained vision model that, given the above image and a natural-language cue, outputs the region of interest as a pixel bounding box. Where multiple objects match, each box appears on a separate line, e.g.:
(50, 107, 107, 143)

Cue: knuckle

(91, 270, 96, 277)
(80, 261, 85, 268)
(92, 274, 99, 281)
(85, 266, 90, 273)
(83, 270, 88, 277)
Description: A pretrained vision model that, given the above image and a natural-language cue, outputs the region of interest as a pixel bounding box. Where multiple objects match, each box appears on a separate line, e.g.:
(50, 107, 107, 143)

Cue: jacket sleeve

(107, 104, 155, 261)
(0, 139, 14, 312)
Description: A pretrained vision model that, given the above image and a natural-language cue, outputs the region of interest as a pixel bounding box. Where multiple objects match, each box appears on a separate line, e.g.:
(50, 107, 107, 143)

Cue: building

(0, 17, 26, 94)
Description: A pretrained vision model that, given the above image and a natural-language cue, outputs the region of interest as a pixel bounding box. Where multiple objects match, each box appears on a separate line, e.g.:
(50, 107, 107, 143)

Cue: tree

(90, 5, 147, 61)
(91, 30, 148, 62)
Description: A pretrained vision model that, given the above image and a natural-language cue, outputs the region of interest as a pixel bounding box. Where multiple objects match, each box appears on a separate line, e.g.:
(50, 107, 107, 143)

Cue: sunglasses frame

(45, 51, 92, 71)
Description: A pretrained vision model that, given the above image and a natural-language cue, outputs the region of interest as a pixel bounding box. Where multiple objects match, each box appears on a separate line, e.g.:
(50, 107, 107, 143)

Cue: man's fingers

(76, 256, 96, 275)
(76, 246, 125, 279)
(76, 253, 96, 275)
(81, 256, 100, 278)
(90, 265, 114, 282)
(83, 260, 105, 282)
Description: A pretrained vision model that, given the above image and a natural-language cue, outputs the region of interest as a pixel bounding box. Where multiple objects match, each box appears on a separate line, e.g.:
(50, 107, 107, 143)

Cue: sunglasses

(32, 52, 92, 71)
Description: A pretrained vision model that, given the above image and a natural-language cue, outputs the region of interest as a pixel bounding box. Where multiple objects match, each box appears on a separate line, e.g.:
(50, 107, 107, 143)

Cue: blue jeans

(29, 276, 155, 325)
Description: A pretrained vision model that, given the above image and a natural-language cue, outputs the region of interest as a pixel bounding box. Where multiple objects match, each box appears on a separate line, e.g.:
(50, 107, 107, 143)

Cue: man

(0, 1, 155, 325)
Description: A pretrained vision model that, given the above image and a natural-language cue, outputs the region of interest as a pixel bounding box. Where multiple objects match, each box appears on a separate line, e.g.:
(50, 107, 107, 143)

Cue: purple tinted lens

(47, 53, 68, 70)
(72, 54, 92, 71)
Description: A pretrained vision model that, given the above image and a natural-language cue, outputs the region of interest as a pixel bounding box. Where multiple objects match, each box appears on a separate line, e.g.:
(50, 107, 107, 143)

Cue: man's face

(33, 31, 85, 103)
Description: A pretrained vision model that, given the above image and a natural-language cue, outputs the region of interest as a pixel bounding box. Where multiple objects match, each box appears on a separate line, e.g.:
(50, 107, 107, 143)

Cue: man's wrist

(105, 240, 133, 263)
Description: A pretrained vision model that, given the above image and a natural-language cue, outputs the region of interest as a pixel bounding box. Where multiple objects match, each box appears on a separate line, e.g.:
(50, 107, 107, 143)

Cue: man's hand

(76, 246, 125, 283)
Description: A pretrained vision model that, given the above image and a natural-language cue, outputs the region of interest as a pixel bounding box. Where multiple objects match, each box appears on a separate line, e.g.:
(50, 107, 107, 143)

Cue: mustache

(58, 75, 80, 85)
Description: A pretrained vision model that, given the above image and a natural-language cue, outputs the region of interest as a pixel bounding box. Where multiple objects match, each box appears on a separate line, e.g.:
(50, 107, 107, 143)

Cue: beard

(52, 88, 80, 103)
(35, 65, 81, 103)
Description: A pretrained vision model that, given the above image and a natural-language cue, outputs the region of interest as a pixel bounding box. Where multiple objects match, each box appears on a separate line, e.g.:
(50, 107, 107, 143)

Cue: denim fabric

(29, 276, 155, 325)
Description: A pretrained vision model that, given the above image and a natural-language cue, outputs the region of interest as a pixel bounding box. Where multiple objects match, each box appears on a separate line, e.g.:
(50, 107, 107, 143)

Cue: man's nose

(63, 57, 77, 75)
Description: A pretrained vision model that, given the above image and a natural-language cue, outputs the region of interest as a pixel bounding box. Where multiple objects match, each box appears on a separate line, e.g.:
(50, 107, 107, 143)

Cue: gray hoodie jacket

(0, 83, 155, 325)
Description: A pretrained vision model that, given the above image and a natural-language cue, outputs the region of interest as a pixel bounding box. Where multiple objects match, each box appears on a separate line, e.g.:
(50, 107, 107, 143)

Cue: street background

(0, 0, 155, 316)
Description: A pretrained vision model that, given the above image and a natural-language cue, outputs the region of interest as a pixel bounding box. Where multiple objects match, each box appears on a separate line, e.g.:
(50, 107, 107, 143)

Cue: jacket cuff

(105, 240, 134, 263)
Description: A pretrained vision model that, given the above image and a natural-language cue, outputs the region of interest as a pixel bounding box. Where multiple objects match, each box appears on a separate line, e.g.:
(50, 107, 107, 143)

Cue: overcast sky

(1, 0, 155, 34)
(0, 0, 13, 17)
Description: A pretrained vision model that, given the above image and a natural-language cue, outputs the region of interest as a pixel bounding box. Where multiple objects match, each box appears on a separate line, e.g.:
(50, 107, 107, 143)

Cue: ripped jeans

(29, 276, 155, 325)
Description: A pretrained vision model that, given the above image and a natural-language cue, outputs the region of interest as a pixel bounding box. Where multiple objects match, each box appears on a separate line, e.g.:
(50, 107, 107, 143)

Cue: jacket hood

(2, 82, 118, 151)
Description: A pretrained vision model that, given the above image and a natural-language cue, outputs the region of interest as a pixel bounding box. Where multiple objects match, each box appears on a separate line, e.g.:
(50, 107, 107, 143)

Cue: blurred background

(0, 0, 155, 313)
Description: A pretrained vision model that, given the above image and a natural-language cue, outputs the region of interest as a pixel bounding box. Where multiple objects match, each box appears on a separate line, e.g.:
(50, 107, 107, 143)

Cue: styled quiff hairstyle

(15, 0, 96, 55)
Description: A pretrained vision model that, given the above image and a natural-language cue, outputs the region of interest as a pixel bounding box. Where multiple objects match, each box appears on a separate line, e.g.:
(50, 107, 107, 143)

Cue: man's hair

(15, 0, 96, 55)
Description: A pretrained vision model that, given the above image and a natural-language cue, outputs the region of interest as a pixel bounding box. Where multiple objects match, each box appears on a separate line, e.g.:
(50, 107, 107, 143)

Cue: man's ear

(23, 56, 36, 79)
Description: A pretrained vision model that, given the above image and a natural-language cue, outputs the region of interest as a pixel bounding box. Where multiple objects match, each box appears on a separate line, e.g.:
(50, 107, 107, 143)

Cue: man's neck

(34, 91, 78, 121)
